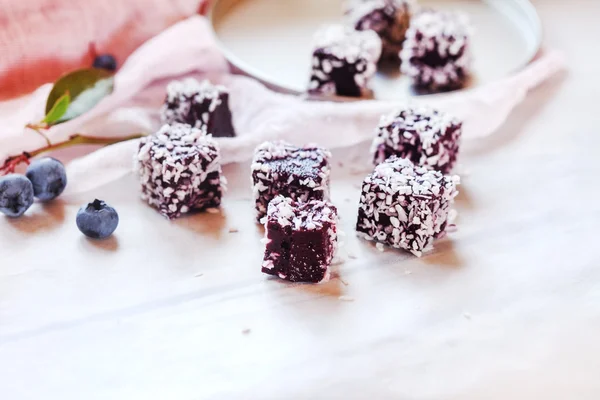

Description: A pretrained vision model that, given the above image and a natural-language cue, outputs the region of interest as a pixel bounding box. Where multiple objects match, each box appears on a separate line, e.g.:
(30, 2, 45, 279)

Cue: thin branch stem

(28, 133, 145, 157)
(25, 123, 52, 146)
(1, 133, 145, 175)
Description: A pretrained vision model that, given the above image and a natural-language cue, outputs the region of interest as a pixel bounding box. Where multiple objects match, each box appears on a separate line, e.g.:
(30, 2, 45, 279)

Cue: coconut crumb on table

(331, 256, 346, 266)
(339, 295, 355, 302)
(448, 209, 458, 223)
(446, 224, 458, 233)
(350, 166, 369, 175)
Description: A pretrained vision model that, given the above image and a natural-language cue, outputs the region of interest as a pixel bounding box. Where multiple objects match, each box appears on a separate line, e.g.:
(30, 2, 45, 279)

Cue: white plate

(210, 0, 542, 99)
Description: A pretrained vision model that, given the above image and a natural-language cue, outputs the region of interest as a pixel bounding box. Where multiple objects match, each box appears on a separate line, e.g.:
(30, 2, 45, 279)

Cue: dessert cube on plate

(262, 196, 339, 283)
(161, 78, 236, 137)
(400, 10, 472, 91)
(356, 156, 459, 256)
(308, 24, 382, 97)
(251, 141, 331, 222)
(135, 123, 226, 219)
(371, 105, 462, 173)
(345, 0, 413, 62)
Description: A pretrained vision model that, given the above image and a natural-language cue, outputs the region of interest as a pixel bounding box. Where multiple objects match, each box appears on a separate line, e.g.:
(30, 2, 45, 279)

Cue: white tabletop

(1, 1, 600, 399)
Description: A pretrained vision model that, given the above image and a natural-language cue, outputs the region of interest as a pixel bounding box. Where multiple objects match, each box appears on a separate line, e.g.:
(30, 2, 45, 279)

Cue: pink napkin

(0, 16, 565, 196)
(0, 0, 203, 99)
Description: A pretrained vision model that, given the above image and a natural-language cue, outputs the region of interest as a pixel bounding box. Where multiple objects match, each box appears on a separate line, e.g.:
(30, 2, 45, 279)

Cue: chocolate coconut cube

(251, 141, 331, 222)
(262, 196, 338, 283)
(308, 24, 382, 97)
(356, 156, 459, 256)
(371, 106, 462, 173)
(400, 10, 472, 91)
(161, 78, 236, 138)
(135, 123, 226, 219)
(346, 0, 413, 62)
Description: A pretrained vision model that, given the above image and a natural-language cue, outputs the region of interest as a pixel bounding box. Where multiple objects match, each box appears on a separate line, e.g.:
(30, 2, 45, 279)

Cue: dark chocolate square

(135, 123, 226, 219)
(308, 25, 381, 97)
(356, 156, 459, 256)
(252, 141, 331, 222)
(262, 196, 338, 283)
(346, 0, 413, 62)
(161, 78, 236, 138)
(371, 106, 462, 174)
(400, 10, 472, 91)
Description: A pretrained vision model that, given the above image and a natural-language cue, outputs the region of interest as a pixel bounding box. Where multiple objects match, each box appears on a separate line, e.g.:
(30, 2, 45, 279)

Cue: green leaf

(45, 68, 114, 124)
(42, 92, 71, 125)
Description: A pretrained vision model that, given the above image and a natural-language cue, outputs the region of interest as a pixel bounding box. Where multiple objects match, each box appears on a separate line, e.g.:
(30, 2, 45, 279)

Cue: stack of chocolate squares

(135, 78, 237, 219)
(252, 141, 339, 284)
(358, 105, 462, 255)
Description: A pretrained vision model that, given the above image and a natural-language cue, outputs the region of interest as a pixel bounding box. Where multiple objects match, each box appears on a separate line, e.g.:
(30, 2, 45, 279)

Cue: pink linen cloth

(0, 0, 203, 99)
(0, 16, 565, 196)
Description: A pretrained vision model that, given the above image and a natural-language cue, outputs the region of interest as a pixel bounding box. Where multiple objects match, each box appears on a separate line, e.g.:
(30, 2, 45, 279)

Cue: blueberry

(0, 174, 34, 217)
(93, 54, 117, 71)
(76, 199, 119, 239)
(25, 157, 67, 201)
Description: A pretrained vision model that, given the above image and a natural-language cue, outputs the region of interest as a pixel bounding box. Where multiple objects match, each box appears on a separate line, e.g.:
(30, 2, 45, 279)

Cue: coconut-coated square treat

(356, 156, 459, 256)
(400, 10, 472, 91)
(308, 24, 382, 97)
(262, 196, 339, 283)
(251, 141, 331, 222)
(345, 0, 413, 62)
(161, 78, 236, 138)
(371, 105, 462, 174)
(135, 123, 226, 219)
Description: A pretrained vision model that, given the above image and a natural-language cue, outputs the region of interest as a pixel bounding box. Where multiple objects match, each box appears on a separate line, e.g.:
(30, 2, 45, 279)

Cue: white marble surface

(1, 1, 600, 399)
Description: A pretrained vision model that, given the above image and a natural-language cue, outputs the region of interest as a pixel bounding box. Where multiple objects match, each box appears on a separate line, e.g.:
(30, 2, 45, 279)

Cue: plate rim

(208, 0, 543, 99)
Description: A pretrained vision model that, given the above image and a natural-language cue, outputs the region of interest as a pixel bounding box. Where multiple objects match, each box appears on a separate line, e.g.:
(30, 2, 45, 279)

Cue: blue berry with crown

(76, 199, 119, 239)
